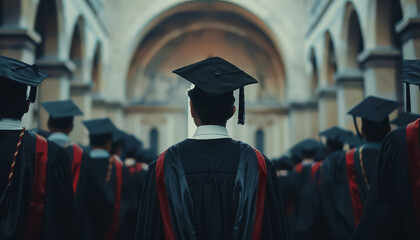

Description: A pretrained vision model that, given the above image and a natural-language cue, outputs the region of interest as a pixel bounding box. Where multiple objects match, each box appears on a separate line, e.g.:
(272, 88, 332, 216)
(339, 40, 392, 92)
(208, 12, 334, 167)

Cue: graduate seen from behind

(42, 100, 85, 194)
(351, 60, 420, 240)
(0, 55, 80, 239)
(78, 118, 123, 240)
(136, 57, 288, 240)
(319, 96, 401, 240)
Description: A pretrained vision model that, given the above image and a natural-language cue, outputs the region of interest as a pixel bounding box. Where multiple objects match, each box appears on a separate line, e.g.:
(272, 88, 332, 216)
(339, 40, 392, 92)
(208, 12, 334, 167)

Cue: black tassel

(238, 87, 245, 125)
(29, 87, 37, 103)
(353, 116, 362, 139)
(406, 83, 411, 113)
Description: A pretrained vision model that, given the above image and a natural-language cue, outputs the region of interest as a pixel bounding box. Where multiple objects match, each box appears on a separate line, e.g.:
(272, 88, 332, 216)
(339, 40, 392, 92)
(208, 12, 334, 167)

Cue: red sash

(156, 151, 175, 240)
(71, 144, 83, 193)
(251, 148, 267, 240)
(104, 155, 123, 240)
(25, 134, 48, 240)
(311, 161, 322, 182)
(406, 119, 420, 226)
(155, 148, 267, 240)
(345, 148, 363, 226)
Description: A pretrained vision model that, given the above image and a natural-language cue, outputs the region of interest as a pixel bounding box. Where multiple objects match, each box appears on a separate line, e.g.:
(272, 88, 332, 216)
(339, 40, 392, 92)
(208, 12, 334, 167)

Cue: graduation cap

(340, 132, 364, 147)
(173, 57, 258, 125)
(0, 55, 49, 102)
(41, 100, 83, 119)
(347, 96, 401, 137)
(402, 60, 420, 112)
(391, 112, 420, 127)
(319, 126, 351, 142)
(82, 118, 117, 136)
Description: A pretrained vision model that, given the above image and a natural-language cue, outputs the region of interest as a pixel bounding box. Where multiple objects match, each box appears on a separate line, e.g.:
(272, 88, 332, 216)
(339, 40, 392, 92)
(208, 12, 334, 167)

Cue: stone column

(317, 85, 338, 131)
(335, 69, 364, 131)
(36, 59, 75, 130)
(288, 101, 319, 144)
(396, 17, 420, 113)
(70, 83, 92, 145)
(358, 48, 401, 100)
(0, 29, 40, 128)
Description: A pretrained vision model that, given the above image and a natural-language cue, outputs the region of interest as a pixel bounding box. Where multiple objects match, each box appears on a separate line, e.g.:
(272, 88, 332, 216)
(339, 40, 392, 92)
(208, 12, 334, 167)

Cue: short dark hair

(89, 133, 113, 147)
(48, 117, 73, 130)
(362, 118, 390, 143)
(188, 87, 235, 125)
(0, 77, 28, 120)
(326, 139, 344, 153)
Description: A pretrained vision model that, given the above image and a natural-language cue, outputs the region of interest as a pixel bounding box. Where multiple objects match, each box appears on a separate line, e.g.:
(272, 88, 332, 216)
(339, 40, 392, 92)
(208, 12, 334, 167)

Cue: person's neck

(196, 123, 226, 127)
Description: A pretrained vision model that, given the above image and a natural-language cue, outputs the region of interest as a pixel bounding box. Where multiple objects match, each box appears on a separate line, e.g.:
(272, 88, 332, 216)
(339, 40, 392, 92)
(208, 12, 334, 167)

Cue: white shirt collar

(192, 125, 230, 140)
(48, 132, 71, 147)
(0, 118, 23, 130)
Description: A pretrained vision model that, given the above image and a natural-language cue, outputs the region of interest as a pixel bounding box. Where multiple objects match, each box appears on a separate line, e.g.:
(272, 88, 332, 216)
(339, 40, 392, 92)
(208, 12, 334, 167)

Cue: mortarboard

(319, 126, 351, 142)
(0, 55, 49, 102)
(402, 60, 420, 112)
(41, 100, 83, 119)
(347, 96, 401, 137)
(172, 57, 258, 125)
(391, 112, 420, 127)
(82, 118, 117, 136)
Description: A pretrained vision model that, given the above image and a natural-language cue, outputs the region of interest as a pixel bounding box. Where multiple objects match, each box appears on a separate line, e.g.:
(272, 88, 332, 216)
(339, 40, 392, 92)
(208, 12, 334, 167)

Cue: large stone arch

(126, 1, 286, 104)
(91, 42, 103, 94)
(341, 2, 364, 69)
(309, 48, 319, 98)
(323, 31, 337, 85)
(69, 16, 86, 81)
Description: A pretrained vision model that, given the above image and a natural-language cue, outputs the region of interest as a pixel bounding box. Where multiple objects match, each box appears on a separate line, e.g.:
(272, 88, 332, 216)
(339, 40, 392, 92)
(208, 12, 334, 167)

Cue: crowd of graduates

(0, 54, 420, 240)
(271, 61, 420, 239)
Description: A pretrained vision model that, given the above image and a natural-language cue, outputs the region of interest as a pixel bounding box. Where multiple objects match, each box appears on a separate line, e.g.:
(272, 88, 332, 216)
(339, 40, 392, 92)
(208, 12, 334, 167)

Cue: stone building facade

(0, 0, 418, 158)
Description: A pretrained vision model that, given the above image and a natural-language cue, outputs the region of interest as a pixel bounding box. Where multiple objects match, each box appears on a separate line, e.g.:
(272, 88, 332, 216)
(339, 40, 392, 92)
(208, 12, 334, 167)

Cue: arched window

(150, 128, 159, 156)
(255, 129, 265, 154)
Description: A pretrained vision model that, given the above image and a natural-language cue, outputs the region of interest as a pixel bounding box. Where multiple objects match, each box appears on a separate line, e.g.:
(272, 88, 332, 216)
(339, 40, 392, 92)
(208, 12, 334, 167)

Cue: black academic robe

(320, 143, 381, 240)
(352, 119, 420, 240)
(0, 130, 80, 240)
(288, 161, 328, 240)
(136, 138, 287, 240)
(77, 152, 120, 240)
(117, 164, 148, 240)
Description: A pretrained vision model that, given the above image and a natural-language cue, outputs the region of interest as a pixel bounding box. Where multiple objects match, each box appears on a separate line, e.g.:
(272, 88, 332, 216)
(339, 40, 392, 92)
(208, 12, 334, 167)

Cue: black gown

(76, 151, 118, 240)
(136, 138, 287, 240)
(352, 119, 420, 240)
(0, 130, 80, 240)
(288, 161, 328, 240)
(320, 143, 381, 240)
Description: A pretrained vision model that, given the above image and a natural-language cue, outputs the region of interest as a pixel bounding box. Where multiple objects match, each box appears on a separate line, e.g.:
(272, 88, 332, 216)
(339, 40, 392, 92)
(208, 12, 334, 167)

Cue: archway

(124, 1, 287, 157)
(324, 32, 337, 85)
(92, 43, 103, 94)
(69, 17, 85, 81)
(34, 0, 59, 59)
(310, 48, 319, 98)
(344, 7, 364, 69)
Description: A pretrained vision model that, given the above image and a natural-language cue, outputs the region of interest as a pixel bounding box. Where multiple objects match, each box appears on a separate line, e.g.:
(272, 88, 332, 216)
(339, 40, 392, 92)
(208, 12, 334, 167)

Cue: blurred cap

(347, 96, 401, 122)
(41, 100, 83, 119)
(82, 118, 117, 136)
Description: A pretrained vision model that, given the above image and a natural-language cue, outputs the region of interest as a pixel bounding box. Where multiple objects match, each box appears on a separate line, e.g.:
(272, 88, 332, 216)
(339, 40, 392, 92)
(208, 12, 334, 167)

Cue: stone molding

(0, 28, 41, 51)
(288, 100, 318, 111)
(316, 85, 337, 98)
(358, 47, 401, 69)
(396, 16, 420, 43)
(334, 69, 364, 84)
(36, 59, 76, 78)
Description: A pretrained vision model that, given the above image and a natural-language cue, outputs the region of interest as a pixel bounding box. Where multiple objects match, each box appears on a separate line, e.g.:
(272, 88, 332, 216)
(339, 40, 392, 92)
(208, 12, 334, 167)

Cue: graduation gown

(352, 119, 420, 240)
(77, 151, 122, 240)
(320, 143, 381, 240)
(0, 130, 80, 240)
(136, 138, 287, 240)
(288, 161, 328, 240)
(117, 163, 148, 240)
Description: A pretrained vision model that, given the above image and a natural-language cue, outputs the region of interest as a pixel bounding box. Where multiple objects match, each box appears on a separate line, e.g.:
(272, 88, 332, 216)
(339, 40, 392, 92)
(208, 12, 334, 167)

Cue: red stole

(345, 148, 364, 227)
(25, 134, 48, 240)
(71, 144, 83, 193)
(407, 119, 420, 227)
(104, 155, 123, 240)
(155, 148, 267, 240)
